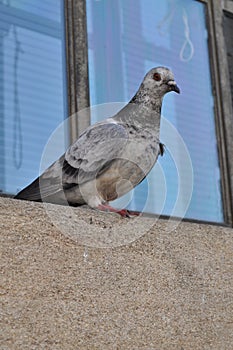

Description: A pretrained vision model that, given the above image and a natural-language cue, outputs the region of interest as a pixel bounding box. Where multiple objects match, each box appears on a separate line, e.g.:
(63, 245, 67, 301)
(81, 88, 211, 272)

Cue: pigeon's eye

(153, 73, 161, 81)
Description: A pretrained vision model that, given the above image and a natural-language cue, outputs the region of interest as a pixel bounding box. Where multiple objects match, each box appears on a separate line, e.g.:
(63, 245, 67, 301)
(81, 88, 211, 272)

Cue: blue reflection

(86, 0, 223, 222)
(0, 0, 67, 194)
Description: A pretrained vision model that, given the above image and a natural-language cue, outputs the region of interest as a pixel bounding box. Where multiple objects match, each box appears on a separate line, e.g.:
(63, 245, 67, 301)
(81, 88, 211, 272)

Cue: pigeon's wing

(62, 121, 128, 187)
(15, 122, 128, 201)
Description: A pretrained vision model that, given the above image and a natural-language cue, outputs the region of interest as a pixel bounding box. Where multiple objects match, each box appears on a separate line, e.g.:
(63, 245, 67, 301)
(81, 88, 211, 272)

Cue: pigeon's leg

(97, 204, 141, 218)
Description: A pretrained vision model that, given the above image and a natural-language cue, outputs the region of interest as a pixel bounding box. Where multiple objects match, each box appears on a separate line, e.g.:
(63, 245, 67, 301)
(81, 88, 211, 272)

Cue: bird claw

(124, 209, 141, 217)
(97, 204, 141, 218)
(115, 209, 141, 218)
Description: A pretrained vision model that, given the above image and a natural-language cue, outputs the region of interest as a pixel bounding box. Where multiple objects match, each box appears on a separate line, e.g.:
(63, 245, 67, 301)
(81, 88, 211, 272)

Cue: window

(1, 0, 232, 226)
(86, 0, 225, 223)
(0, 0, 67, 195)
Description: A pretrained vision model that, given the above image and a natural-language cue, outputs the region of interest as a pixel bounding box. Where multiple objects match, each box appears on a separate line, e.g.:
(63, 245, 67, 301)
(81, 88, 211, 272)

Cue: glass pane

(0, 0, 67, 195)
(86, 0, 223, 223)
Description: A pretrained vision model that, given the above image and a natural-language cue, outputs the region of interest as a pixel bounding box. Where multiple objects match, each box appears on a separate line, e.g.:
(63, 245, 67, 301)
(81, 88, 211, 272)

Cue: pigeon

(15, 67, 180, 217)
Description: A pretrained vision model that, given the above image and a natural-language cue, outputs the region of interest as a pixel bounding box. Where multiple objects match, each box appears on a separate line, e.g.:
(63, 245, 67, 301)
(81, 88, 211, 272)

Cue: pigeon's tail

(14, 177, 42, 202)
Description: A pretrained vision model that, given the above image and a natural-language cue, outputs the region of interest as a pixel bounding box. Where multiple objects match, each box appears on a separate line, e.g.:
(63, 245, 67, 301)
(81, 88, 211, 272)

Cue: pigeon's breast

(96, 130, 160, 202)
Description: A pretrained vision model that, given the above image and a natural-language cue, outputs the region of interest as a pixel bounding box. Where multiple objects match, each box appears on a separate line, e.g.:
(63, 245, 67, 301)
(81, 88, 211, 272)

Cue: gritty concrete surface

(0, 197, 233, 350)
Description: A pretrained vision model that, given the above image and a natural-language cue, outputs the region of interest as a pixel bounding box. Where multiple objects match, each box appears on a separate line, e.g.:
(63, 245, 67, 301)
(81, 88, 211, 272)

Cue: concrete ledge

(1, 197, 233, 349)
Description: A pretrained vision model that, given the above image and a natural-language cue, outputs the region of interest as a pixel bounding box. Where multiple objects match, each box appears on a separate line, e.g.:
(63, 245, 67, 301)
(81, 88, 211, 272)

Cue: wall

(1, 197, 233, 349)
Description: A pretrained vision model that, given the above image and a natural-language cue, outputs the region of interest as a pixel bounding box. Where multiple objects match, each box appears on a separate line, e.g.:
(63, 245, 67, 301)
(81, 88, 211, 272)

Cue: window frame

(205, 0, 233, 226)
(64, 0, 90, 143)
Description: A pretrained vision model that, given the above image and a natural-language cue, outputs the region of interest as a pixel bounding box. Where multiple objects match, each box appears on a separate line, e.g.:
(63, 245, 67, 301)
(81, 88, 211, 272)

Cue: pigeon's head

(142, 67, 180, 98)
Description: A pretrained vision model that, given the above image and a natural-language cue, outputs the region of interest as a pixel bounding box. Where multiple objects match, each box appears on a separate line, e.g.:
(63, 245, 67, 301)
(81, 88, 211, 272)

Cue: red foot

(97, 204, 141, 218)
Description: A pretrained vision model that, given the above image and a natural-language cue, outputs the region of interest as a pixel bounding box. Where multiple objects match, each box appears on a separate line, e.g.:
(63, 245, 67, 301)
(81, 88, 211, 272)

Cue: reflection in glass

(0, 0, 67, 194)
(86, 0, 223, 222)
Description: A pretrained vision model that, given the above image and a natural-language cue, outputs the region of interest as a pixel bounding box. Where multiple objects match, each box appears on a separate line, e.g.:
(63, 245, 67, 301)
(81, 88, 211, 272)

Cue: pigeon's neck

(130, 86, 164, 108)
(114, 90, 163, 131)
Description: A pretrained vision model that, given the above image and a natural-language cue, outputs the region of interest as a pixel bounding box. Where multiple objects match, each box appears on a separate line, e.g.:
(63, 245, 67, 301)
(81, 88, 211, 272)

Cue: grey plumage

(15, 67, 180, 213)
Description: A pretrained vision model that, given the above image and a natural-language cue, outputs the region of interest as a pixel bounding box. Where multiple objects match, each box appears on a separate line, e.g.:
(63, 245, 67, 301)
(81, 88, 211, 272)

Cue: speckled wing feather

(62, 122, 128, 186)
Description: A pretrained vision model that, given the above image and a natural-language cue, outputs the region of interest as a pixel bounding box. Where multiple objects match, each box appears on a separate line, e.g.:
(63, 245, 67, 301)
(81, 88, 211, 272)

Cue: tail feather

(14, 177, 42, 201)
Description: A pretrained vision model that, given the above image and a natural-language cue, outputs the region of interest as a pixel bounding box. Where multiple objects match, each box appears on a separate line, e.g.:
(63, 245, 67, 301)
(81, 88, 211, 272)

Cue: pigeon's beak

(167, 81, 180, 94)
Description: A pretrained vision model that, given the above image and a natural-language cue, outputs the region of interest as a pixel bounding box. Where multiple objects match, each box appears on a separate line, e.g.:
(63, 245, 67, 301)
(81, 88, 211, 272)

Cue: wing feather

(62, 122, 128, 185)
(15, 121, 128, 201)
